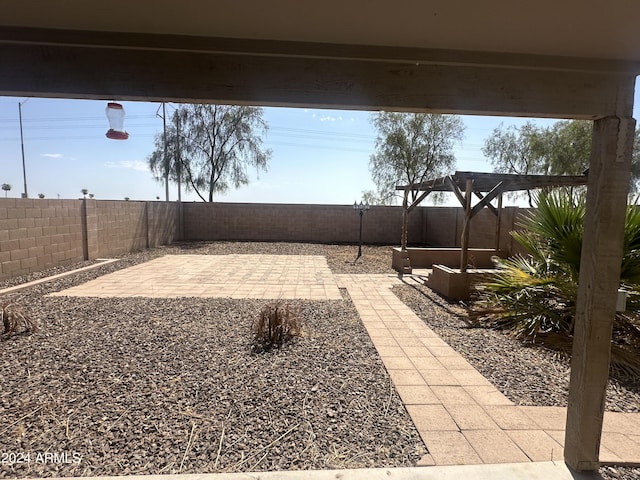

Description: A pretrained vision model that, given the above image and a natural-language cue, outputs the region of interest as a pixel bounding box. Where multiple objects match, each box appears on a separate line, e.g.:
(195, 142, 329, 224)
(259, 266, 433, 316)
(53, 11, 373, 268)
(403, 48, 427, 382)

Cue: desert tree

(369, 112, 465, 205)
(361, 189, 395, 206)
(148, 104, 271, 202)
(2, 183, 11, 197)
(482, 122, 545, 206)
(483, 120, 640, 204)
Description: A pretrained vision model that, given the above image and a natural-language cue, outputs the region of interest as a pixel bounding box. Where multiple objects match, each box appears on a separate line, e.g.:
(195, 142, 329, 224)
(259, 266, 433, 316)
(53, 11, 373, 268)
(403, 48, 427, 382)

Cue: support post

(564, 115, 636, 471)
(401, 187, 409, 251)
(495, 193, 503, 252)
(398, 187, 412, 274)
(460, 179, 473, 272)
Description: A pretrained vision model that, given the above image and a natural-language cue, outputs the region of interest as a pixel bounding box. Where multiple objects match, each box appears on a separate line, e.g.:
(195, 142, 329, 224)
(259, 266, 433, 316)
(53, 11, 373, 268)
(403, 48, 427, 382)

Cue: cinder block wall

(0, 198, 84, 278)
(182, 203, 426, 245)
(0, 198, 180, 281)
(1, 198, 527, 281)
(95, 201, 149, 257)
(181, 202, 527, 250)
(93, 200, 180, 258)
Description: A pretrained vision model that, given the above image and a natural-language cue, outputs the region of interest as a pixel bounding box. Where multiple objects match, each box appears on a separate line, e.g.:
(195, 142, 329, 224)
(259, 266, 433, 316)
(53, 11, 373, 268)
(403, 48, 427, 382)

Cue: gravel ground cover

(0, 243, 422, 478)
(2, 241, 638, 479)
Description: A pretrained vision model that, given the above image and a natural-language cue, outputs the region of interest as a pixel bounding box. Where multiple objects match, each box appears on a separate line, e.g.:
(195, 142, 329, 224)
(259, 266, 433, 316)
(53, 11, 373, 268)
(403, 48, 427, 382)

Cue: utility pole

(176, 111, 182, 203)
(18, 100, 29, 198)
(162, 102, 169, 202)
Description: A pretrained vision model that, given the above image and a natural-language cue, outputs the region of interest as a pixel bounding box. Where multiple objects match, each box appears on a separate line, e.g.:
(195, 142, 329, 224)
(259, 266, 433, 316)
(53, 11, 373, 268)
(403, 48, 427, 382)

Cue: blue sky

(1, 80, 638, 206)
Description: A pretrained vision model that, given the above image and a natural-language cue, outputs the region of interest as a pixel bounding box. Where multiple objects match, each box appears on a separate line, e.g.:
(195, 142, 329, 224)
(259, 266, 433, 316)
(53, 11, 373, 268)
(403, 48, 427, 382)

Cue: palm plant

(2, 183, 11, 197)
(471, 189, 640, 375)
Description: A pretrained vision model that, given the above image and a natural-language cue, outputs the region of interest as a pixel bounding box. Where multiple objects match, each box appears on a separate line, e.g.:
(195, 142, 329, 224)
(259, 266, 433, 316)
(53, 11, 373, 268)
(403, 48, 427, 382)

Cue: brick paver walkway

(52, 255, 640, 467)
(334, 273, 640, 466)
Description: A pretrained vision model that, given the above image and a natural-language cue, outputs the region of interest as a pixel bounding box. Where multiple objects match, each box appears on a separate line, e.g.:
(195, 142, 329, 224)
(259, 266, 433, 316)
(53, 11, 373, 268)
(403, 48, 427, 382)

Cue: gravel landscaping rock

(0, 243, 422, 477)
(2, 241, 638, 479)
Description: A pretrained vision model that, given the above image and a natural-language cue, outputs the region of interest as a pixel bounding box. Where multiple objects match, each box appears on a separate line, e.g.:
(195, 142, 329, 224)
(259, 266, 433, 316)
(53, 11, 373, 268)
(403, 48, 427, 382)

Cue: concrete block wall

(95, 200, 180, 257)
(181, 202, 525, 251)
(95, 201, 148, 257)
(182, 203, 426, 245)
(0, 198, 84, 279)
(1, 198, 526, 281)
(0, 198, 180, 281)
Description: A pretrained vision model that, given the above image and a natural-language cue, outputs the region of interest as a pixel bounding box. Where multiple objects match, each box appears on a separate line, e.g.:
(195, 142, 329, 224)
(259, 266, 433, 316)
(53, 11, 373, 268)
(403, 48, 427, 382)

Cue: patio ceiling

(0, 1, 638, 117)
(1, 1, 640, 61)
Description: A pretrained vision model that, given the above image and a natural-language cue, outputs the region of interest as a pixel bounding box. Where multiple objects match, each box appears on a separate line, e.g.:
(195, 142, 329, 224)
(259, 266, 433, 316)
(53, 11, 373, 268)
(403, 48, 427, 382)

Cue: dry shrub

(1, 302, 37, 336)
(252, 301, 301, 350)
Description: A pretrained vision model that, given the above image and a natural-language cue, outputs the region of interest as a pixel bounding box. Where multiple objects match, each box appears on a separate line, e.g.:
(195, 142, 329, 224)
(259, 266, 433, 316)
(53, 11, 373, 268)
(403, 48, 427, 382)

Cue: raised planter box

(426, 264, 495, 301)
(391, 247, 506, 271)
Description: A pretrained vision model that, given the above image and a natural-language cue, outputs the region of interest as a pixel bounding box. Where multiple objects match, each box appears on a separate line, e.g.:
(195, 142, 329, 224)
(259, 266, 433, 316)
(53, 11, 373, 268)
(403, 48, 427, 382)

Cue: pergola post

(494, 193, 503, 252)
(401, 187, 409, 252)
(564, 114, 636, 471)
(459, 179, 473, 272)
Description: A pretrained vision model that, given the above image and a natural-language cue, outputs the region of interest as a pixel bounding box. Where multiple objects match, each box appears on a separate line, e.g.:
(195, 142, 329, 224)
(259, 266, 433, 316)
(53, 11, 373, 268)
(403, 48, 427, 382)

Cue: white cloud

(41, 153, 63, 158)
(319, 115, 344, 122)
(104, 160, 148, 172)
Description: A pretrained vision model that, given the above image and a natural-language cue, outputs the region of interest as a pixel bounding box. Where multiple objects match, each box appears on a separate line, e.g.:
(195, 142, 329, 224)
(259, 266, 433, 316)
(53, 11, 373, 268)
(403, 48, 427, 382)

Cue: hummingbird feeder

(105, 102, 129, 140)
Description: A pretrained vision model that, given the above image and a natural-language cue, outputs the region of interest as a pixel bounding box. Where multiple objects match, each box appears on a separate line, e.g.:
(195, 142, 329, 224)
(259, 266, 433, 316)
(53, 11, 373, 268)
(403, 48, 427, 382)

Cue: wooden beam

(0, 38, 634, 117)
(495, 193, 503, 252)
(1, 26, 639, 75)
(460, 179, 474, 273)
(407, 189, 433, 214)
(473, 191, 499, 216)
(564, 115, 636, 471)
(401, 188, 409, 251)
(470, 181, 506, 218)
(446, 176, 466, 207)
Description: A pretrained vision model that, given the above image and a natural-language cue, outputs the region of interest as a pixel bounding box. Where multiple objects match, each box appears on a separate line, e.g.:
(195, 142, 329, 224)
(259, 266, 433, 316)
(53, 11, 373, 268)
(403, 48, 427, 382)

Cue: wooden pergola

(0, 1, 638, 472)
(396, 171, 589, 272)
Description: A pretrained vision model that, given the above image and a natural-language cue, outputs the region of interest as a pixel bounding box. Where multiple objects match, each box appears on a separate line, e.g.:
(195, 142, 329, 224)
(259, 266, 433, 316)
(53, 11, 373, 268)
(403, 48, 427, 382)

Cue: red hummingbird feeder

(105, 102, 129, 140)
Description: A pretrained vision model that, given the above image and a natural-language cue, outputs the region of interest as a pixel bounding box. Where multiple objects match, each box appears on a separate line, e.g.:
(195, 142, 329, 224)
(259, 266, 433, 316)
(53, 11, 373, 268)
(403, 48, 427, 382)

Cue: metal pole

(358, 209, 364, 259)
(162, 102, 169, 202)
(176, 111, 182, 203)
(18, 102, 28, 198)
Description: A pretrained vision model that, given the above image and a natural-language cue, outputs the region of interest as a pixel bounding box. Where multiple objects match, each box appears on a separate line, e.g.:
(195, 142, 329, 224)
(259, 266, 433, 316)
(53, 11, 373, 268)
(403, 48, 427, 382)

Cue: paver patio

(51, 255, 640, 467)
(51, 254, 342, 300)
